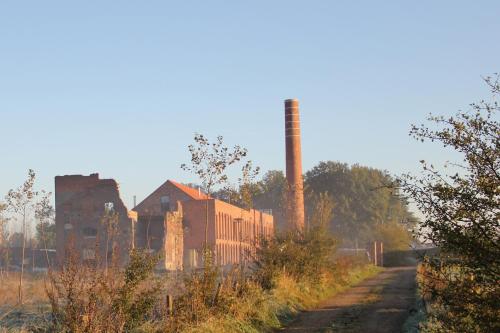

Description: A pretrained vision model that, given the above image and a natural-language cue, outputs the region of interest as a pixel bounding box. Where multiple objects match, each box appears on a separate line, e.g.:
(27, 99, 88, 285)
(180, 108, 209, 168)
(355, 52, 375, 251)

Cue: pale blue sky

(1, 1, 499, 210)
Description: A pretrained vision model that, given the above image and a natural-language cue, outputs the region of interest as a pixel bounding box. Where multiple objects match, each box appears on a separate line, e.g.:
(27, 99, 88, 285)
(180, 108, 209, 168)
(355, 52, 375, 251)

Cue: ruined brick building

(54, 98, 308, 269)
(55, 175, 274, 270)
(55, 174, 137, 266)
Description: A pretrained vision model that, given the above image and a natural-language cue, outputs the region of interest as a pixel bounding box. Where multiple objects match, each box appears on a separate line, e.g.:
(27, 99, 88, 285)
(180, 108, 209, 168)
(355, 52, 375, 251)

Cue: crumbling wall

(164, 203, 183, 270)
(55, 174, 136, 267)
(134, 202, 184, 271)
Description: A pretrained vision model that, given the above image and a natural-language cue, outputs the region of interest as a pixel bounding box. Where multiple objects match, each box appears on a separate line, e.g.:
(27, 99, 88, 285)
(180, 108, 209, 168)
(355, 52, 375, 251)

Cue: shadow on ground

(280, 266, 417, 333)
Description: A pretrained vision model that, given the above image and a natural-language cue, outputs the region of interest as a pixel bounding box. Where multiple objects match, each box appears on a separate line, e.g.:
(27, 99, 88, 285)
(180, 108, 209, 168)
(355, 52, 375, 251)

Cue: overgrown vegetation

(1, 202, 378, 333)
(46, 248, 160, 333)
(181, 133, 249, 246)
(217, 162, 417, 250)
(1, 135, 399, 332)
(401, 76, 500, 332)
(254, 193, 336, 289)
(144, 223, 376, 333)
(1, 170, 56, 303)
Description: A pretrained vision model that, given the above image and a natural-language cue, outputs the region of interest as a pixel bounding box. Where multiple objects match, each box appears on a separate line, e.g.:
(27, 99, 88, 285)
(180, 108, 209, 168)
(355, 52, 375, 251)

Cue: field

(0, 260, 381, 332)
(0, 273, 51, 332)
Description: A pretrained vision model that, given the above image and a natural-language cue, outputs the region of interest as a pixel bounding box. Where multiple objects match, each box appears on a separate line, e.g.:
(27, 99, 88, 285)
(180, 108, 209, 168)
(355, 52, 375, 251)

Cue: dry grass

(0, 272, 49, 307)
(0, 272, 51, 333)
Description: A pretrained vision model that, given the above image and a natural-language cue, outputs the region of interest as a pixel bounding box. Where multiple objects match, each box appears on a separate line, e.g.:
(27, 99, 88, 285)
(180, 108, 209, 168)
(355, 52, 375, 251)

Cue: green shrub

(254, 226, 337, 289)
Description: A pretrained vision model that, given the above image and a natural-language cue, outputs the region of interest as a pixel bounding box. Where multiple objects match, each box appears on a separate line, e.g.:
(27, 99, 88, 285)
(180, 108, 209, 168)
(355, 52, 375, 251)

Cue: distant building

(133, 180, 274, 269)
(55, 174, 274, 270)
(55, 174, 137, 266)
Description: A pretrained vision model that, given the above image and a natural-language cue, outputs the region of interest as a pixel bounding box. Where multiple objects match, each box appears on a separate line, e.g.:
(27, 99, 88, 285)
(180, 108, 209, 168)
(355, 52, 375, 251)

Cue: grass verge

(175, 264, 381, 333)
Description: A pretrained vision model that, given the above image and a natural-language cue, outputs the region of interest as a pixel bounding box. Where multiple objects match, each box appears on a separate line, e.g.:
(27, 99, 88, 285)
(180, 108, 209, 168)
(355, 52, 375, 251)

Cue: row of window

(214, 243, 254, 265)
(215, 213, 272, 241)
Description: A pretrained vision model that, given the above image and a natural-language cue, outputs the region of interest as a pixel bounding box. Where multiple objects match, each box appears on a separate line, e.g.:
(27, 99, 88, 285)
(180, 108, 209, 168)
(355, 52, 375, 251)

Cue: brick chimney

(285, 99, 305, 231)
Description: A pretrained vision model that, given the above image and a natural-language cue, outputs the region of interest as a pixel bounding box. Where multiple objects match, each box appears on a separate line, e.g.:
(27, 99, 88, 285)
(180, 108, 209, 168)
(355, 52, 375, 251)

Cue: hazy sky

(1, 1, 499, 210)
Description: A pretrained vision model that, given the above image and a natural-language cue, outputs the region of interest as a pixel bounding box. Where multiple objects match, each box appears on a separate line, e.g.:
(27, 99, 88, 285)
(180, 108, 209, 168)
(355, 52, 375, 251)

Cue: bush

(46, 248, 160, 333)
(401, 76, 500, 332)
(254, 226, 337, 290)
(418, 260, 500, 333)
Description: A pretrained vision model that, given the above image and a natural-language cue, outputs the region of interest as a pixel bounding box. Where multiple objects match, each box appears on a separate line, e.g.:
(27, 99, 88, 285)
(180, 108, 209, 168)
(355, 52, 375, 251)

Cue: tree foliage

(5, 169, 38, 303)
(35, 191, 56, 249)
(181, 133, 249, 247)
(401, 76, 500, 332)
(181, 133, 248, 197)
(251, 164, 416, 249)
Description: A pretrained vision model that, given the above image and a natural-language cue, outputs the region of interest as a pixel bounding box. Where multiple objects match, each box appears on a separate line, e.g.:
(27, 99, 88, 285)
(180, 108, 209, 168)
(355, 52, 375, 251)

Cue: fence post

(166, 294, 173, 316)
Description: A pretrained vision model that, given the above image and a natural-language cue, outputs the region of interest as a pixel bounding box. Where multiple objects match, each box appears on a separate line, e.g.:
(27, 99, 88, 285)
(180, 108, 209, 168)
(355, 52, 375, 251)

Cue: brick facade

(285, 99, 305, 231)
(135, 180, 274, 269)
(55, 176, 274, 270)
(55, 174, 136, 266)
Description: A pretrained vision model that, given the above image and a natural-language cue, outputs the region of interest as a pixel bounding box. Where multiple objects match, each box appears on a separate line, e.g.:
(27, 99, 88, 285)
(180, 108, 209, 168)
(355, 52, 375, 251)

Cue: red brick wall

(182, 199, 274, 268)
(133, 181, 193, 216)
(55, 174, 135, 267)
(285, 99, 305, 231)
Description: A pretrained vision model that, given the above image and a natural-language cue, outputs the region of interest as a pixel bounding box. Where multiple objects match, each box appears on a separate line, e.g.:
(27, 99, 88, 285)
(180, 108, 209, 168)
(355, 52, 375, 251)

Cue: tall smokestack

(285, 98, 305, 231)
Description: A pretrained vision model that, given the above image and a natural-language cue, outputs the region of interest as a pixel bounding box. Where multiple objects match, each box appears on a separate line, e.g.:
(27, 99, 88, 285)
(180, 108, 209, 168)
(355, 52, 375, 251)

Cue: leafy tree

(255, 192, 337, 289)
(400, 76, 499, 332)
(253, 164, 416, 248)
(216, 160, 261, 209)
(236, 160, 260, 210)
(101, 210, 119, 273)
(5, 169, 38, 303)
(305, 162, 415, 247)
(181, 133, 248, 251)
(35, 191, 56, 252)
(374, 223, 411, 251)
(308, 192, 335, 229)
(5, 169, 52, 302)
(35, 221, 56, 248)
(253, 170, 287, 213)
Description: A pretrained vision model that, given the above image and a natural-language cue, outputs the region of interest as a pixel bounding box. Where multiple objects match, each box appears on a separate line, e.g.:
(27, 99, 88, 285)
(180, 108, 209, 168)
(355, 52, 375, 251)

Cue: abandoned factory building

(55, 174, 274, 270)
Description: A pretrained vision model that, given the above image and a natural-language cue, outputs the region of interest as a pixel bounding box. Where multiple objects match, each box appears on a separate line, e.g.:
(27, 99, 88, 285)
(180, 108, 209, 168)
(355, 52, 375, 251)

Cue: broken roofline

(55, 173, 129, 208)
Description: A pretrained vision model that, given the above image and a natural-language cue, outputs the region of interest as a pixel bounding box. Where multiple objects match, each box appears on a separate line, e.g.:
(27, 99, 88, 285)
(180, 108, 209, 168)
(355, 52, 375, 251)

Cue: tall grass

(0, 273, 47, 307)
(1, 231, 381, 332)
(0, 273, 50, 333)
(173, 263, 379, 333)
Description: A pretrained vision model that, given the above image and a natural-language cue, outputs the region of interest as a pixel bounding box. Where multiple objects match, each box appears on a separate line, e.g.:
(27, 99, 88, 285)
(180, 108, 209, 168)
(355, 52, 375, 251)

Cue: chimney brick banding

(284, 99, 305, 231)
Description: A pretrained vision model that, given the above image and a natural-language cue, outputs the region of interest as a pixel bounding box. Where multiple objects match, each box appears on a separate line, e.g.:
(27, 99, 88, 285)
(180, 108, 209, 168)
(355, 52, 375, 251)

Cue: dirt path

(280, 266, 417, 333)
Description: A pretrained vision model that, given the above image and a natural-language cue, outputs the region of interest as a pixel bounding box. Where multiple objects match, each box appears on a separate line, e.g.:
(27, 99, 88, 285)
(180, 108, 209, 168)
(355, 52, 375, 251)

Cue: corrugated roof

(168, 180, 211, 200)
